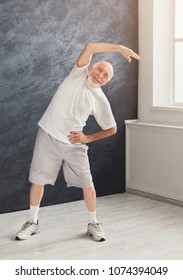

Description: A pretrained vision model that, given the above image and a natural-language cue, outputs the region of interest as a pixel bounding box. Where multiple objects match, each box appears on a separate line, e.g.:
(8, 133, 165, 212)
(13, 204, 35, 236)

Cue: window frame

(138, 0, 183, 126)
(172, 0, 183, 106)
(152, 0, 174, 108)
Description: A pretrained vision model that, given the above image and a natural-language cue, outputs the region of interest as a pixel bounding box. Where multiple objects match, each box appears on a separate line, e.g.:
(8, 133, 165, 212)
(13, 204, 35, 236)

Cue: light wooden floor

(1, 193, 183, 260)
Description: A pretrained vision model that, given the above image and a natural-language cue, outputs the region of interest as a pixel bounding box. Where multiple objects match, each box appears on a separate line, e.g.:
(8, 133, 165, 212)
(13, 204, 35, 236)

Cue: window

(152, 0, 173, 107)
(138, 0, 183, 124)
(152, 0, 183, 108)
(173, 0, 183, 105)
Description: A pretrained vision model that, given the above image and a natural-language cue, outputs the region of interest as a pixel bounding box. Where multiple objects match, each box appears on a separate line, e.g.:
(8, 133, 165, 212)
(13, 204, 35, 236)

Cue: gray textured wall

(0, 0, 138, 213)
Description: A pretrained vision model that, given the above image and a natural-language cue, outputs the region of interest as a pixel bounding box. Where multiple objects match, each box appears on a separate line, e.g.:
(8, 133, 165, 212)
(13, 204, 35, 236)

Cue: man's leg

(83, 187, 98, 223)
(83, 187, 106, 242)
(63, 144, 106, 241)
(15, 183, 44, 240)
(29, 183, 44, 222)
(83, 187, 96, 211)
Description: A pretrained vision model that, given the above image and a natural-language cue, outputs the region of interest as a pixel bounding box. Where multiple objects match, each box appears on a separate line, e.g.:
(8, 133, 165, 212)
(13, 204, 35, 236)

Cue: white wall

(126, 0, 183, 201)
(126, 121, 183, 201)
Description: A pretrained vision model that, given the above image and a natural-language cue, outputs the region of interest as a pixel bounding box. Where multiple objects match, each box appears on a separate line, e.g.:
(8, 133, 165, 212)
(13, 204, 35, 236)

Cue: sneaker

(15, 221, 40, 240)
(87, 222, 106, 242)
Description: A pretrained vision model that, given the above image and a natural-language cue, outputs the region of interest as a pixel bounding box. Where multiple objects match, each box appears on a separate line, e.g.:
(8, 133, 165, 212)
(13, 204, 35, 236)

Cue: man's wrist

(85, 135, 92, 144)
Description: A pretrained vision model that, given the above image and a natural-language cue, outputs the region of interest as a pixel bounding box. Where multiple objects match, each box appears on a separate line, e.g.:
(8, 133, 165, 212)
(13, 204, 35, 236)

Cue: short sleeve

(93, 103, 116, 130)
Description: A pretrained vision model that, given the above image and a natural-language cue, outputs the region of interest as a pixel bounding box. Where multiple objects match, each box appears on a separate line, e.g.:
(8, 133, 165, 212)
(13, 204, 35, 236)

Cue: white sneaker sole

(87, 231, 106, 242)
(15, 228, 40, 240)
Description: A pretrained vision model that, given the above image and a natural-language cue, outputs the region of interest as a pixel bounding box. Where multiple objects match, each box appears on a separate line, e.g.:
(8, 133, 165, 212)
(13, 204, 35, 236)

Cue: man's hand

(67, 127, 117, 144)
(119, 45, 141, 63)
(67, 131, 88, 144)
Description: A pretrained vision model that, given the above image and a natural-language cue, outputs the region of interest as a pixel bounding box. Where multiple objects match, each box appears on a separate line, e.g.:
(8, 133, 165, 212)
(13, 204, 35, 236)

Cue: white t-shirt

(38, 63, 116, 143)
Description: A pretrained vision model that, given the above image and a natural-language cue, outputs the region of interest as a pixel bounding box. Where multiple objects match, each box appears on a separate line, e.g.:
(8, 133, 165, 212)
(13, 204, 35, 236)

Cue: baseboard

(127, 188, 183, 208)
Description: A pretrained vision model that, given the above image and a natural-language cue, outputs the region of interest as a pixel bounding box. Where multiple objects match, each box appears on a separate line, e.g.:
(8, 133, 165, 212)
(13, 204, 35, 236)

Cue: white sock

(88, 211, 98, 223)
(29, 205, 40, 224)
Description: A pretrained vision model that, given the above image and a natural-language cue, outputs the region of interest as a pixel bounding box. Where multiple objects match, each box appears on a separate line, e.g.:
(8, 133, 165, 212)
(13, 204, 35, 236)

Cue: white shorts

(29, 128, 94, 188)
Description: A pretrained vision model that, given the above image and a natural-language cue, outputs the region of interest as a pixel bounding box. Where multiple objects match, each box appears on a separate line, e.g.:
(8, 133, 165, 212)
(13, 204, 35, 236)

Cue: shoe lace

(21, 221, 33, 231)
(91, 223, 103, 232)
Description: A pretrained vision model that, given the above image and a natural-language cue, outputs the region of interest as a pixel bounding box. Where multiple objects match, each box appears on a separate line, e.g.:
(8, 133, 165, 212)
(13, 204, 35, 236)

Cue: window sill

(150, 105, 183, 112)
(125, 120, 183, 130)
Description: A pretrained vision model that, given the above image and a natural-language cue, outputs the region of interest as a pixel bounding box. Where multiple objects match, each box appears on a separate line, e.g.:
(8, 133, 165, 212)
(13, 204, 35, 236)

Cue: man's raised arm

(77, 42, 141, 68)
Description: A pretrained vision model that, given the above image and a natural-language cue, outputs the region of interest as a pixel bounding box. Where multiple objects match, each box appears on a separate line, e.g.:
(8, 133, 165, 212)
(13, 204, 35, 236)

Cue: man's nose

(98, 72, 103, 78)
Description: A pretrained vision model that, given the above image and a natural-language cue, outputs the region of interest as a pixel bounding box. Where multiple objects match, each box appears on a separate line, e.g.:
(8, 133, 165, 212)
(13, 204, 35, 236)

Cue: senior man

(16, 42, 141, 242)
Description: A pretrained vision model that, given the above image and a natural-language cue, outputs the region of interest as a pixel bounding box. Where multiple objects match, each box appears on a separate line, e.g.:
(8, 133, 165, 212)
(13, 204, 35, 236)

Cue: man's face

(88, 62, 112, 88)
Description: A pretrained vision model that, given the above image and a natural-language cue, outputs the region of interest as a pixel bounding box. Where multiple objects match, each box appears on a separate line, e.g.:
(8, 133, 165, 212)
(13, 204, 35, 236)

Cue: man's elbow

(85, 43, 95, 53)
(110, 126, 117, 135)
